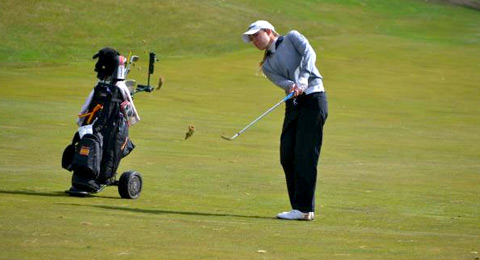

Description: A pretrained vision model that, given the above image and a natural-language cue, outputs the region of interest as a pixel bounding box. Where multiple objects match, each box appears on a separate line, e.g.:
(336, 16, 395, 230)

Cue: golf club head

(130, 55, 139, 63)
(136, 84, 154, 93)
(125, 55, 139, 77)
(221, 134, 238, 141)
(124, 79, 136, 94)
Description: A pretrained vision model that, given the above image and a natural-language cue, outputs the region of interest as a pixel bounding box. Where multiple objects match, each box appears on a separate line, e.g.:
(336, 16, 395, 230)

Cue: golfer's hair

(259, 51, 268, 67)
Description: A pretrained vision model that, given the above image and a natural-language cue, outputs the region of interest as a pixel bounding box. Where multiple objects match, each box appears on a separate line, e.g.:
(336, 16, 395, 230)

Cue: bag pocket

(122, 137, 135, 158)
(117, 117, 135, 158)
(62, 144, 75, 171)
(61, 132, 80, 172)
(72, 133, 103, 179)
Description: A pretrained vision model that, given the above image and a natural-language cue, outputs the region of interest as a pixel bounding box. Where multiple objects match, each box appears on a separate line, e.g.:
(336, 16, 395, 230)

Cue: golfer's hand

(289, 84, 304, 97)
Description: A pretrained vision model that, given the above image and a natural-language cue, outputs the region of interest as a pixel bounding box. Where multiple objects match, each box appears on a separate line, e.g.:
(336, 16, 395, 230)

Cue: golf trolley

(62, 49, 159, 199)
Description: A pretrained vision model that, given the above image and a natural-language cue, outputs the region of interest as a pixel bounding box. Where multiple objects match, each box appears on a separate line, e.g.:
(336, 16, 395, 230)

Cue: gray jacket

(262, 30, 324, 95)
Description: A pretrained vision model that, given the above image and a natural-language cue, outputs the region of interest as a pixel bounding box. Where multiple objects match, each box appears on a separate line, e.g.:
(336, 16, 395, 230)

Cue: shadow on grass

(1, 189, 274, 220)
(0, 189, 118, 199)
(0, 189, 68, 197)
(61, 203, 274, 220)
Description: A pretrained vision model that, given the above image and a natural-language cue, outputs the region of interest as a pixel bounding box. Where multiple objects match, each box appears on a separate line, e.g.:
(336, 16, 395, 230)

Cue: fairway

(1, 0, 479, 259)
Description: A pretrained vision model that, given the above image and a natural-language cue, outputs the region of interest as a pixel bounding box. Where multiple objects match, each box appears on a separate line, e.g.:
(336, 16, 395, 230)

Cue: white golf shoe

(276, 209, 314, 221)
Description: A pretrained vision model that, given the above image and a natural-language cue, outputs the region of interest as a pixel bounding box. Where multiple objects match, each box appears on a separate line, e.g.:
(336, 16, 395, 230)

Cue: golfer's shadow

(65, 203, 273, 220)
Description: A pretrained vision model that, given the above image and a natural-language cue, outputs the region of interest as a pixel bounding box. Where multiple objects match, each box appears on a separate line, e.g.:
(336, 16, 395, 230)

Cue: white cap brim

(242, 28, 261, 43)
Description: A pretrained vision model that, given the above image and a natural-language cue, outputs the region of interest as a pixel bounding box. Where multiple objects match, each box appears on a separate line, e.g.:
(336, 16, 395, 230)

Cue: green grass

(1, 0, 479, 259)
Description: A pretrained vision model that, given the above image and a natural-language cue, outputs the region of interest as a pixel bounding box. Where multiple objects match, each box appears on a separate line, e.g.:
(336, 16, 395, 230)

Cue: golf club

(221, 92, 295, 141)
(125, 55, 139, 76)
(124, 79, 136, 95)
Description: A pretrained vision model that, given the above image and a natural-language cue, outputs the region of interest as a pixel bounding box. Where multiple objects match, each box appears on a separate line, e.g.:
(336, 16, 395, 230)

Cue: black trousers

(280, 92, 328, 213)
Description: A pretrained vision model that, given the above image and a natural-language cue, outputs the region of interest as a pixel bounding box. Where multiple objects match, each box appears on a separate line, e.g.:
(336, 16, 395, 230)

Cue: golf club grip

(285, 92, 295, 101)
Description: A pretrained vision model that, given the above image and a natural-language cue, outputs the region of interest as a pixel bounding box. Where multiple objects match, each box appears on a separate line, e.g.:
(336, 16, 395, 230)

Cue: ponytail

(256, 50, 269, 76)
(259, 50, 269, 67)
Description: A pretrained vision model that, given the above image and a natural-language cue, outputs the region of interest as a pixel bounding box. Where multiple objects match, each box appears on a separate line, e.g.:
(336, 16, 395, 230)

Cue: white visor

(242, 20, 276, 43)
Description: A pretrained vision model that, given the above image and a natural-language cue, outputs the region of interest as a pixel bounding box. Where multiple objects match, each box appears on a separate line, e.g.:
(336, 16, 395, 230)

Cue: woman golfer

(242, 20, 328, 221)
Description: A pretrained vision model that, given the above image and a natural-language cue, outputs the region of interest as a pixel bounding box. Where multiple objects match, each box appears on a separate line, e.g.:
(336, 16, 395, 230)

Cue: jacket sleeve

(262, 65, 294, 92)
(289, 30, 317, 90)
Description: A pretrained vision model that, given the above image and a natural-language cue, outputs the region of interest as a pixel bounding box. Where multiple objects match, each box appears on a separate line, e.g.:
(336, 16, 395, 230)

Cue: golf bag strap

(78, 104, 103, 124)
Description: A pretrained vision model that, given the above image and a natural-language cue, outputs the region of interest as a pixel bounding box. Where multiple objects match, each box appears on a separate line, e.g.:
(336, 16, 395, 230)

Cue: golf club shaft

(125, 52, 132, 76)
(226, 92, 294, 139)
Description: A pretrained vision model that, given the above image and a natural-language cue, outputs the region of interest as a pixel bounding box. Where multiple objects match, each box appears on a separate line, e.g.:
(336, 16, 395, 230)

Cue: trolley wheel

(118, 171, 143, 199)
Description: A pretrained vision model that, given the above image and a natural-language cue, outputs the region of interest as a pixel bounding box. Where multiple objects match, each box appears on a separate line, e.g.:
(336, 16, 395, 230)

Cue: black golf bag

(62, 81, 135, 192)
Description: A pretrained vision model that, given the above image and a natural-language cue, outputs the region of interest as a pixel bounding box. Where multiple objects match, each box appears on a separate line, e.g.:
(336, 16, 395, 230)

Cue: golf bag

(62, 81, 135, 192)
